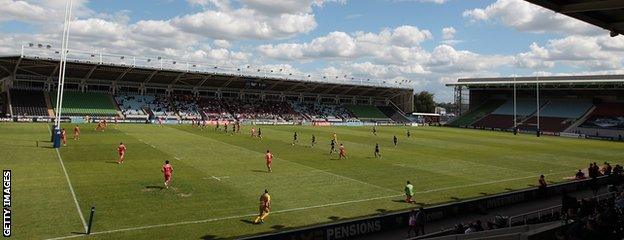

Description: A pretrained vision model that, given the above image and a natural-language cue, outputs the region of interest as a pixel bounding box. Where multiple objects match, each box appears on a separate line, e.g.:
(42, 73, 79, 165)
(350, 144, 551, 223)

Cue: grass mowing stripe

(173, 126, 402, 194)
(43, 169, 569, 240)
(47, 124, 88, 232)
(55, 148, 88, 233)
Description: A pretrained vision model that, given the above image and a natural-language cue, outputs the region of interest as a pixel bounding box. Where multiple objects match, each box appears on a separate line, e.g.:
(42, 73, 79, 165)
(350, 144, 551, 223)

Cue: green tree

(414, 91, 435, 113)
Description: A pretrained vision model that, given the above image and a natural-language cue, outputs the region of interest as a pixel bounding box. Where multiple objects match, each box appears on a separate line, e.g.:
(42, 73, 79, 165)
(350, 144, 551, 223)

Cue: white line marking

(278, 157, 401, 194)
(44, 193, 403, 240)
(414, 170, 571, 194)
(149, 144, 156, 148)
(43, 170, 573, 240)
(55, 149, 88, 233)
(211, 176, 221, 181)
(174, 157, 181, 160)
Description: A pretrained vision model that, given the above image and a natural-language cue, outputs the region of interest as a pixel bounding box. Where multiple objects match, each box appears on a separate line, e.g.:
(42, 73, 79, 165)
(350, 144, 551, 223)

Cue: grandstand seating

(51, 91, 118, 117)
(448, 100, 504, 127)
(227, 100, 300, 122)
(579, 103, 624, 130)
(172, 95, 200, 120)
(518, 117, 575, 132)
(517, 99, 593, 132)
(115, 94, 150, 119)
(346, 105, 390, 121)
(539, 99, 593, 118)
(377, 106, 410, 123)
(290, 102, 355, 122)
(10, 89, 49, 117)
(197, 98, 234, 121)
(0, 92, 5, 117)
(471, 114, 514, 129)
(492, 98, 538, 116)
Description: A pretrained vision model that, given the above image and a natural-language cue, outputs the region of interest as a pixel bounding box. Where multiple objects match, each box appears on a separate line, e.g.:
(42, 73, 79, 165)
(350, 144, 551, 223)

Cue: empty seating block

(346, 105, 390, 121)
(52, 92, 118, 117)
(10, 89, 48, 117)
(449, 100, 504, 127)
(472, 114, 514, 129)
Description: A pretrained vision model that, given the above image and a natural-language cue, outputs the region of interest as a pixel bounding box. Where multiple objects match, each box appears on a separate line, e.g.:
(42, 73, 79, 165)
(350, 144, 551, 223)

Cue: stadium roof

(524, 0, 624, 36)
(447, 74, 624, 86)
(0, 55, 413, 98)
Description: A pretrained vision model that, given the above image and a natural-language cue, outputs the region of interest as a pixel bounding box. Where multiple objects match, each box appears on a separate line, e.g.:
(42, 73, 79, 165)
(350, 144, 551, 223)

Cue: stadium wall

(238, 177, 610, 240)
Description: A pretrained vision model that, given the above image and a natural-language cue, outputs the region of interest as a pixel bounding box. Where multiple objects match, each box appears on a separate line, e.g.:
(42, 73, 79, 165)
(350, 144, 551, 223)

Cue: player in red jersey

(73, 125, 80, 140)
(60, 128, 67, 146)
(117, 142, 127, 164)
(162, 160, 173, 189)
(251, 127, 256, 138)
(338, 143, 347, 160)
(265, 150, 273, 173)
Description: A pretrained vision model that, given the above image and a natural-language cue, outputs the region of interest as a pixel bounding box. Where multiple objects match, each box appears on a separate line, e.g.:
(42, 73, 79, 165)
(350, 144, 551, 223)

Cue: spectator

(407, 209, 417, 237)
(538, 175, 548, 198)
(602, 162, 612, 176)
(575, 169, 586, 180)
(414, 207, 425, 236)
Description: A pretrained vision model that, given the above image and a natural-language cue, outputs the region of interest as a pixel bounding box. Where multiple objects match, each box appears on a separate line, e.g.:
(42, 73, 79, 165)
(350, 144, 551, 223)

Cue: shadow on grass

(145, 185, 165, 190)
(251, 170, 269, 173)
(376, 209, 388, 213)
(450, 196, 461, 201)
(504, 188, 515, 191)
(271, 225, 286, 230)
(240, 219, 254, 224)
(70, 231, 85, 235)
(105, 161, 119, 164)
(199, 234, 219, 240)
(479, 192, 489, 196)
(328, 216, 341, 221)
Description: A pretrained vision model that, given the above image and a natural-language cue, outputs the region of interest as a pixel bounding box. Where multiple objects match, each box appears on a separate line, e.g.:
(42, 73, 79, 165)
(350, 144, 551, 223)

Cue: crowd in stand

(171, 95, 201, 119)
(559, 188, 624, 239)
(197, 98, 233, 121)
(112, 93, 397, 123)
(417, 161, 624, 239)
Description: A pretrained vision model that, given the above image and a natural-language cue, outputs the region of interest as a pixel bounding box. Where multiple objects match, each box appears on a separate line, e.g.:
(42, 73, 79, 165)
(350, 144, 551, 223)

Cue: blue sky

(1, 0, 623, 102)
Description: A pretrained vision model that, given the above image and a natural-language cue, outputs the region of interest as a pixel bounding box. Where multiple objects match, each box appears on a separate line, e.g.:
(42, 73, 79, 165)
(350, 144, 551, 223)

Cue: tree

(414, 91, 435, 113)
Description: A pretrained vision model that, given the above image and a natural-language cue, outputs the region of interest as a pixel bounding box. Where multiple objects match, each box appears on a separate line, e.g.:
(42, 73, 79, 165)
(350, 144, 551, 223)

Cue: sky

(1, 0, 624, 102)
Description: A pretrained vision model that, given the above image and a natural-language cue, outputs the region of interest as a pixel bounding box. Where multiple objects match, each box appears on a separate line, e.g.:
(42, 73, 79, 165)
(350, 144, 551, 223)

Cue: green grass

(2, 122, 623, 239)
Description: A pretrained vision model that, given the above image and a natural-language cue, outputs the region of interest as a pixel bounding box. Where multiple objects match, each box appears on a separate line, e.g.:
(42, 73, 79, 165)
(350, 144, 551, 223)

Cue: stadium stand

(51, 91, 118, 117)
(140, 95, 176, 119)
(171, 95, 200, 120)
(197, 98, 234, 121)
(579, 103, 624, 131)
(290, 102, 355, 122)
(377, 106, 410, 123)
(447, 100, 504, 127)
(115, 94, 151, 119)
(472, 98, 544, 130)
(0, 92, 5, 117)
(10, 89, 49, 117)
(227, 99, 300, 122)
(518, 99, 593, 132)
(346, 105, 391, 121)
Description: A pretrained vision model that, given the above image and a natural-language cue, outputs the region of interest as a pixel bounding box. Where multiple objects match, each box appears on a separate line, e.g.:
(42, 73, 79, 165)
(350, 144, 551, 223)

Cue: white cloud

(441, 27, 455, 40)
(462, 0, 601, 35)
(514, 35, 624, 71)
(258, 25, 432, 61)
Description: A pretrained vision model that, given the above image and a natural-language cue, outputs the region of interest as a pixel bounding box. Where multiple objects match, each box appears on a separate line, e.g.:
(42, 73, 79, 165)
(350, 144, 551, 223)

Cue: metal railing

(507, 191, 616, 227)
